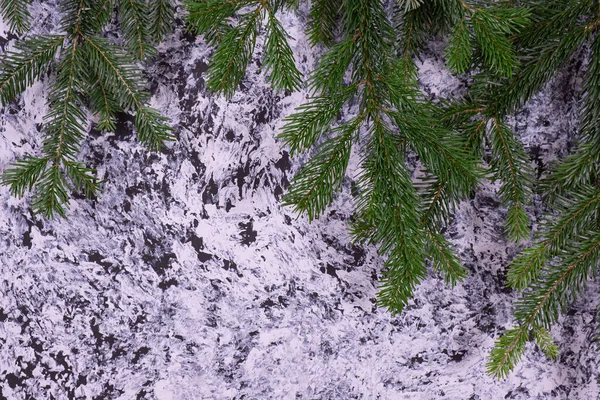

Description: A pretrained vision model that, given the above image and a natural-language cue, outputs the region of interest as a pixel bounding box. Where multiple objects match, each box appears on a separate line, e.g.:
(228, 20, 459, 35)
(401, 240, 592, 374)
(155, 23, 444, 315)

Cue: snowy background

(1, 3, 599, 399)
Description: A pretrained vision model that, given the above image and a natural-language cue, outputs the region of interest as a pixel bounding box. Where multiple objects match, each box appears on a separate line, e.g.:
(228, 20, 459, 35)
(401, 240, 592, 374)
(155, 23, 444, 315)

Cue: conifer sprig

(279, 0, 483, 314)
(306, 0, 339, 46)
(485, 1, 600, 379)
(0, 0, 174, 218)
(149, 0, 176, 42)
(0, 0, 31, 35)
(185, 0, 303, 98)
(0, 35, 65, 105)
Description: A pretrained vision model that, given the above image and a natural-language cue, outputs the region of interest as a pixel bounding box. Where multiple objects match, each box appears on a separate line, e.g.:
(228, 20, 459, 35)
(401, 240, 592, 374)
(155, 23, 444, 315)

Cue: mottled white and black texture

(1, 6, 599, 400)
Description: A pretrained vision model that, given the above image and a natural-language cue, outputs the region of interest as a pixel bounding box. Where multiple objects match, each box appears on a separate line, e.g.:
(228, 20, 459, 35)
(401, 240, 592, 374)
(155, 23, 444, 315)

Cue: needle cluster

(0, 0, 175, 218)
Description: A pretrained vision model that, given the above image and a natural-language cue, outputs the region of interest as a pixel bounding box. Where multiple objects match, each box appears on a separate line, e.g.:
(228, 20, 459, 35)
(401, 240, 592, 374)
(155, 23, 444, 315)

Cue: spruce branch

(83, 34, 173, 149)
(205, 5, 262, 98)
(507, 189, 600, 290)
(306, 0, 339, 46)
(186, 0, 302, 97)
(487, 327, 527, 379)
(149, 0, 176, 42)
(42, 40, 88, 165)
(0, 0, 31, 34)
(491, 26, 588, 116)
(308, 38, 355, 95)
(184, 0, 247, 44)
(1, 0, 172, 217)
(120, 0, 156, 59)
(446, 18, 471, 74)
(532, 326, 559, 360)
(0, 35, 66, 106)
(32, 164, 71, 219)
(355, 117, 427, 313)
(1, 157, 49, 198)
(86, 68, 120, 132)
(426, 229, 467, 286)
(488, 117, 533, 242)
(488, 232, 600, 378)
(484, 0, 600, 379)
(277, 87, 356, 156)
(281, 118, 359, 221)
(263, 12, 302, 92)
(543, 144, 600, 203)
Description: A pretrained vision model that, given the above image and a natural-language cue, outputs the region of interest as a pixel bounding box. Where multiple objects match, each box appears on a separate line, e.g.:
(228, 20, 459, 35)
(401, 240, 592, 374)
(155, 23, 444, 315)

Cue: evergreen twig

(0, 0, 174, 217)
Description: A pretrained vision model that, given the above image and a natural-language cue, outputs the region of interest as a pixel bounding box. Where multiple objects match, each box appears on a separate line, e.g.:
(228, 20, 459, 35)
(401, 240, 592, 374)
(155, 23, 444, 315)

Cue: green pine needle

(263, 14, 303, 92)
(119, 0, 156, 60)
(281, 119, 358, 221)
(488, 117, 533, 242)
(205, 5, 262, 98)
(0, 0, 31, 34)
(307, 0, 340, 46)
(149, 0, 176, 42)
(0, 0, 173, 218)
(0, 35, 65, 106)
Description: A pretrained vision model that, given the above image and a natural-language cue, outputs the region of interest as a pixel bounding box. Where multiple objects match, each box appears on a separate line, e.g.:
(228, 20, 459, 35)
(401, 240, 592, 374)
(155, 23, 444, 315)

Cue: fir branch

(355, 117, 427, 314)
(63, 159, 101, 198)
(488, 117, 533, 241)
(543, 144, 600, 203)
(471, 9, 520, 77)
(278, 87, 356, 156)
(119, 0, 155, 59)
(532, 325, 559, 360)
(308, 37, 355, 95)
(0, 0, 172, 218)
(489, 232, 600, 378)
(61, 0, 99, 34)
(184, 0, 248, 44)
(507, 188, 600, 290)
(426, 229, 467, 286)
(31, 164, 70, 219)
(205, 4, 262, 98)
(42, 40, 88, 164)
(514, 0, 594, 49)
(1, 157, 49, 198)
(82, 34, 173, 149)
(307, 0, 340, 46)
(149, 0, 176, 42)
(446, 17, 472, 74)
(487, 327, 527, 379)
(578, 32, 600, 144)
(281, 118, 359, 221)
(491, 26, 588, 116)
(0, 0, 31, 34)
(91, 0, 116, 28)
(0, 35, 66, 106)
(86, 68, 120, 132)
(263, 12, 303, 92)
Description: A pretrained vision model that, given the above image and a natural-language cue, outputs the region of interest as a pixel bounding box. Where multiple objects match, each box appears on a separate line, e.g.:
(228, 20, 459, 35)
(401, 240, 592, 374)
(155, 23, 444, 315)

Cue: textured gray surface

(1, 6, 599, 400)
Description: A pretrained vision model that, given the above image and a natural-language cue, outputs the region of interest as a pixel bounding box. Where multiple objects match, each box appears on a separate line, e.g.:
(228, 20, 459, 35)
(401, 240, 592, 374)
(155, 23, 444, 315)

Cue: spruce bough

(0, 0, 175, 218)
(187, 0, 525, 315)
(3, 0, 599, 381)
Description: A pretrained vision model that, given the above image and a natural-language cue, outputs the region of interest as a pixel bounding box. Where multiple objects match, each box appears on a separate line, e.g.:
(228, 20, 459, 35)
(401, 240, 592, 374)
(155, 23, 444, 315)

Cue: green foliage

(0, 0, 174, 218)
(6, 0, 600, 384)
(0, 0, 30, 34)
(185, 0, 302, 98)
(487, 117, 534, 241)
(149, 0, 176, 42)
(485, 0, 600, 379)
(306, 0, 339, 46)
(188, 0, 536, 316)
(279, 0, 485, 314)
